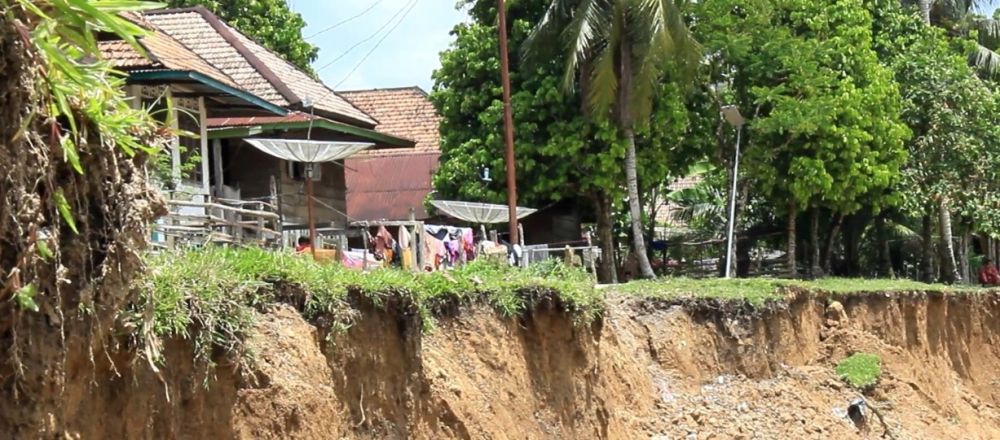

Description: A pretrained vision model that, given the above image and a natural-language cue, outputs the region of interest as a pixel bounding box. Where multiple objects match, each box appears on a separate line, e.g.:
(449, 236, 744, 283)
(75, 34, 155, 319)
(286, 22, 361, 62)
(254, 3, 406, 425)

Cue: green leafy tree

(902, 0, 1000, 75)
(166, 0, 318, 73)
(525, 0, 700, 279)
(694, 0, 910, 276)
(874, 0, 1000, 282)
(433, 0, 695, 281)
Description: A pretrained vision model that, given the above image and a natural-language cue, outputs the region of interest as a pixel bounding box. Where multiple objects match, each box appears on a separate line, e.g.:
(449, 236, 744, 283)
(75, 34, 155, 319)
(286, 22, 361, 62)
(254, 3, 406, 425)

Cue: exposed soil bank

(55, 292, 1000, 439)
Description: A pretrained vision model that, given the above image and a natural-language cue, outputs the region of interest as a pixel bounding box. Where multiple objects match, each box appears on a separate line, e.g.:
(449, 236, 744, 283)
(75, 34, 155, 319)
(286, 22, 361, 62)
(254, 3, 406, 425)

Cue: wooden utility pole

(496, 0, 519, 244)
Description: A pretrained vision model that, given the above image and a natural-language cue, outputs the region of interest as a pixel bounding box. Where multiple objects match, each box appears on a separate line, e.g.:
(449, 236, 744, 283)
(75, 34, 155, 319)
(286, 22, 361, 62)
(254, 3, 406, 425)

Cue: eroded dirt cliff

(51, 291, 1000, 440)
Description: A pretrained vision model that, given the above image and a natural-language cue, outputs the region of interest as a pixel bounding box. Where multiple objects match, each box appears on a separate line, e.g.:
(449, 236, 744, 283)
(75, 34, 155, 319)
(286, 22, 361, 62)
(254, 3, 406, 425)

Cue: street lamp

(721, 105, 744, 279)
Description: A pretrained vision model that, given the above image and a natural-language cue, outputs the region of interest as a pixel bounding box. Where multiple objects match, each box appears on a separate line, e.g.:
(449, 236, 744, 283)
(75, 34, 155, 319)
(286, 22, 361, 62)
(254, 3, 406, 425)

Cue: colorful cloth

(398, 226, 411, 249)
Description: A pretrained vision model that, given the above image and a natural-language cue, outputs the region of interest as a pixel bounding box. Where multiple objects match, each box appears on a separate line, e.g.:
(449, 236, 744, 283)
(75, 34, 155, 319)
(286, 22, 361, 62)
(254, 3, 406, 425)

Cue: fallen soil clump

(47, 290, 1000, 439)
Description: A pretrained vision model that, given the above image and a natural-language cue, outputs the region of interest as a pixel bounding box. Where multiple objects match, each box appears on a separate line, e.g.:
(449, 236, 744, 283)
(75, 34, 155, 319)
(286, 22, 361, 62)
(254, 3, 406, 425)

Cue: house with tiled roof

(339, 87, 442, 221)
(101, 7, 416, 244)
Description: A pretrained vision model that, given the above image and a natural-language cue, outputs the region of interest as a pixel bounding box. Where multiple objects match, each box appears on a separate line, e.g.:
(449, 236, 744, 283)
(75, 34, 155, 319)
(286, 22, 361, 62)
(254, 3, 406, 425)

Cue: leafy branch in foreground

(4, 0, 166, 243)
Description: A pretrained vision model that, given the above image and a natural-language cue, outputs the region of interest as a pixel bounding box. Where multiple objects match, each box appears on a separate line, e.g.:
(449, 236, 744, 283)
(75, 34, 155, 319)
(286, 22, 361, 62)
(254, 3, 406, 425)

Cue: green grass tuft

(836, 352, 883, 389)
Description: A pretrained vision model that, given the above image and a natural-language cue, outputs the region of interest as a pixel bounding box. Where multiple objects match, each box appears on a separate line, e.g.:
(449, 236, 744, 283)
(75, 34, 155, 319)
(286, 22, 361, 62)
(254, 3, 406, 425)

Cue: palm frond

(970, 43, 1000, 76)
(522, 0, 575, 67)
(587, 1, 621, 117)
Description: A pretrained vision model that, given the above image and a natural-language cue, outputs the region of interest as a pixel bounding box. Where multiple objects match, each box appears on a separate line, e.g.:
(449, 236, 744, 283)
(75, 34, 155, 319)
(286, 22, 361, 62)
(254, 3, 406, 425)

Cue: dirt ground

(51, 292, 1000, 439)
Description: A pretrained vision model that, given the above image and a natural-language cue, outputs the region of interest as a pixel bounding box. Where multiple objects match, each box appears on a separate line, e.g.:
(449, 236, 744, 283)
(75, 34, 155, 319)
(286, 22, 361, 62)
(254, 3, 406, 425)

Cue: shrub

(836, 352, 883, 390)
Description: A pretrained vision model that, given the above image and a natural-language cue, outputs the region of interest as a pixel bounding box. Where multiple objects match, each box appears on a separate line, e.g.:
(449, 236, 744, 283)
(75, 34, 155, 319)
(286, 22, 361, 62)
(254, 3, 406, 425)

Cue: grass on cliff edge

(615, 276, 976, 306)
(136, 246, 601, 346)
(135, 247, 980, 368)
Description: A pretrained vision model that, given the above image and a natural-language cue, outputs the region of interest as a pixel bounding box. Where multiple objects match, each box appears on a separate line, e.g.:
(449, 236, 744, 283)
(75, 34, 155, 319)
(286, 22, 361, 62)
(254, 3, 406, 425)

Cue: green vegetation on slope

(133, 247, 987, 370)
(133, 247, 602, 360)
(836, 352, 883, 390)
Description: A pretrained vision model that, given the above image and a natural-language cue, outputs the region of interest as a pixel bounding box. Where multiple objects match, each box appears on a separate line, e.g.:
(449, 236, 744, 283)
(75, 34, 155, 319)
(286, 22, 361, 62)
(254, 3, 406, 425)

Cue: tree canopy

(432, 0, 1000, 282)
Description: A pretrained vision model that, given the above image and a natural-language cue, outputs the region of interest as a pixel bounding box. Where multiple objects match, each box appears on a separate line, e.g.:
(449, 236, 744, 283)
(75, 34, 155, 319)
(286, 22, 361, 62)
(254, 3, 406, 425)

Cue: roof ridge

(166, 6, 302, 107)
(339, 86, 428, 96)
(146, 6, 379, 128)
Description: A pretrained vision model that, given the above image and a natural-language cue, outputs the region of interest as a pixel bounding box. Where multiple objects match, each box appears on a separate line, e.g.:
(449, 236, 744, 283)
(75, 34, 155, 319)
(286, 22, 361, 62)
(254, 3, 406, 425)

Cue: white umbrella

(430, 200, 537, 224)
(245, 139, 373, 256)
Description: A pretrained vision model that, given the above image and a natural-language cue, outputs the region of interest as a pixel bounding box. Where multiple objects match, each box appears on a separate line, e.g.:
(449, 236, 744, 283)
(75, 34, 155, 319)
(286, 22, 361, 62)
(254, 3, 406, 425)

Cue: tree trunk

(921, 213, 934, 282)
(594, 192, 618, 284)
(810, 207, 822, 278)
(617, 38, 655, 279)
(875, 215, 894, 278)
(844, 214, 862, 277)
(918, 0, 932, 24)
(959, 226, 971, 284)
(938, 198, 961, 283)
(822, 212, 845, 274)
(788, 200, 798, 278)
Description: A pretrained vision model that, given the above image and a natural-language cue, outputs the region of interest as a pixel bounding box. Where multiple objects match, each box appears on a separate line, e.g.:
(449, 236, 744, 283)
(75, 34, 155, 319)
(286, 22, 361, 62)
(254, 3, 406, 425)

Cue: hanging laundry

(462, 228, 475, 261)
(398, 226, 411, 249)
(372, 225, 394, 262)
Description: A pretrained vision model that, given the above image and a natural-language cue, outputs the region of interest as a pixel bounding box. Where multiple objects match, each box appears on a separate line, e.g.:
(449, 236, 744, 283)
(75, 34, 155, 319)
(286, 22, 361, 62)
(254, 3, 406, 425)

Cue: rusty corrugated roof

(339, 87, 441, 157)
(345, 153, 440, 221)
(144, 7, 376, 127)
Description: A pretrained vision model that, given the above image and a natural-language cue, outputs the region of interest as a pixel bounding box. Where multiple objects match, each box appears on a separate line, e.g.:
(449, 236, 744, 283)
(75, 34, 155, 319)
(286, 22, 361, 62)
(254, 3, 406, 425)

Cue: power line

(310, 0, 417, 76)
(304, 0, 385, 40)
(333, 0, 420, 89)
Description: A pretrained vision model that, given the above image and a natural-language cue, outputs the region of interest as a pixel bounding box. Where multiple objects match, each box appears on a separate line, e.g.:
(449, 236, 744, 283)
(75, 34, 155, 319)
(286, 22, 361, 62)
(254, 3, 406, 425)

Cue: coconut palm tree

(525, 0, 700, 279)
(904, 0, 1000, 74)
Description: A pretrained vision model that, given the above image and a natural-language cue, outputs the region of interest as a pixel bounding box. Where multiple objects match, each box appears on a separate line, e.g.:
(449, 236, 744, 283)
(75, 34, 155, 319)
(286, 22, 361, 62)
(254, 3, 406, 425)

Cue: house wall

(520, 202, 583, 246)
(345, 152, 439, 221)
(222, 136, 349, 228)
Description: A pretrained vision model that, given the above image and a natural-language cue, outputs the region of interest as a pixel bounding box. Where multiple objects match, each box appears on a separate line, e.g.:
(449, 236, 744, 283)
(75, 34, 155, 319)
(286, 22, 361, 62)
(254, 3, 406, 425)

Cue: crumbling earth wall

(53, 292, 1000, 440)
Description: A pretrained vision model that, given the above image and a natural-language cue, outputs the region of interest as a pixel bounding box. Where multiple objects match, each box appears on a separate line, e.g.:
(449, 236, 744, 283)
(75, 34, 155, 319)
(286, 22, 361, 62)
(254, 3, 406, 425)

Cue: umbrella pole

(306, 164, 317, 259)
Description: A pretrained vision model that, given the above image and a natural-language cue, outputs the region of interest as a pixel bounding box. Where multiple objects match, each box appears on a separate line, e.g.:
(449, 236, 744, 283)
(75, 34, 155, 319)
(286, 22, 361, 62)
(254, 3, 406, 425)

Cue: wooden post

(362, 226, 370, 271)
(518, 223, 526, 267)
(306, 163, 317, 258)
(586, 231, 598, 282)
(166, 88, 181, 186)
(212, 139, 224, 197)
(416, 221, 425, 271)
(198, 97, 210, 196)
(268, 176, 280, 245)
(496, 0, 519, 244)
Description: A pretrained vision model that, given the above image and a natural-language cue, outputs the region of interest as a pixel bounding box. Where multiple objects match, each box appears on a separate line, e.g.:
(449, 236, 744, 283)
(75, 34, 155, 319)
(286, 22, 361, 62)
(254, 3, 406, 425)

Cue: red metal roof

(345, 153, 440, 221)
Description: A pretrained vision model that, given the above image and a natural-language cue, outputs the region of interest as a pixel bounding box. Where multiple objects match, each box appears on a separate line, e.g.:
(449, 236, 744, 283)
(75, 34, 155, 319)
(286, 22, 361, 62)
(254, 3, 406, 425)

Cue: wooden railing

(153, 198, 282, 248)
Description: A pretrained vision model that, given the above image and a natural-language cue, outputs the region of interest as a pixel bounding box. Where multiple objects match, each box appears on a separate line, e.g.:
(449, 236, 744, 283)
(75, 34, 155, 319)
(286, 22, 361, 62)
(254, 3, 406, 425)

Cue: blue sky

(292, 1, 1000, 93)
(292, 0, 468, 92)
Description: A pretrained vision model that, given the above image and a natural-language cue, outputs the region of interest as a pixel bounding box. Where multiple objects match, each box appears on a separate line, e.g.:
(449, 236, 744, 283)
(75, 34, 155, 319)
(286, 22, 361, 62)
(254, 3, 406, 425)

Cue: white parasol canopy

(430, 200, 537, 224)
(244, 138, 374, 163)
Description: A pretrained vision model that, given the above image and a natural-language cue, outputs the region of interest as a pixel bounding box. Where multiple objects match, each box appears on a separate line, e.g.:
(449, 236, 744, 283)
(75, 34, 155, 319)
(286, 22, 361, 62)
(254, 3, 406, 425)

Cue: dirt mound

(627, 293, 1000, 439)
(48, 292, 1000, 439)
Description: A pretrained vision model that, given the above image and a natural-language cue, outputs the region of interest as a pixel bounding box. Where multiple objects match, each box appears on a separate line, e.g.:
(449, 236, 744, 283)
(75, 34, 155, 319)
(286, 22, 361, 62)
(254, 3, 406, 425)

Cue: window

(287, 161, 322, 182)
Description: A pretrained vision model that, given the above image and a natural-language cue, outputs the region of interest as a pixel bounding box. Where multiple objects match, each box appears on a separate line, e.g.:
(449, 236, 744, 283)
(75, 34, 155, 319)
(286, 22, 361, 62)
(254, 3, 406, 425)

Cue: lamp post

(721, 105, 745, 279)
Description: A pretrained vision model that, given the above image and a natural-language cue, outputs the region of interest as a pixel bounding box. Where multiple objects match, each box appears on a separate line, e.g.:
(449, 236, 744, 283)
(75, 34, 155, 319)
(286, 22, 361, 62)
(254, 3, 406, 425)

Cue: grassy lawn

(613, 276, 981, 306)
